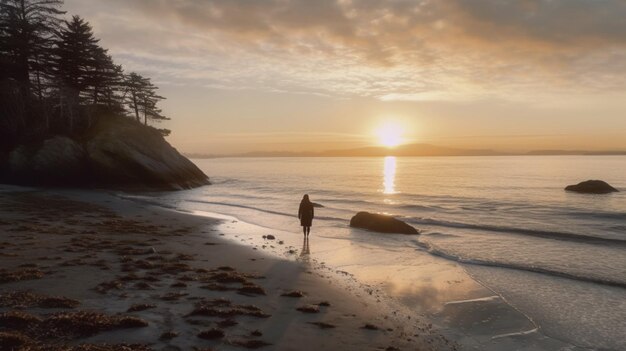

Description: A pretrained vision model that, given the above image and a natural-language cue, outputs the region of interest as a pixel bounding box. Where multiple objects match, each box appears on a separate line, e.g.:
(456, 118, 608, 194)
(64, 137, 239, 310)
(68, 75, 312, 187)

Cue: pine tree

(0, 0, 64, 147)
(87, 46, 123, 108)
(0, 0, 64, 96)
(139, 80, 167, 126)
(123, 72, 169, 135)
(124, 72, 148, 123)
(1, 1, 174, 147)
(54, 15, 99, 97)
(53, 15, 101, 130)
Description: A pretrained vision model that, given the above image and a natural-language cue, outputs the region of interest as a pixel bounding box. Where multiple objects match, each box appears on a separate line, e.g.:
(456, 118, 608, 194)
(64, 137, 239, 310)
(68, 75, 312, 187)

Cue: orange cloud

(65, 0, 626, 101)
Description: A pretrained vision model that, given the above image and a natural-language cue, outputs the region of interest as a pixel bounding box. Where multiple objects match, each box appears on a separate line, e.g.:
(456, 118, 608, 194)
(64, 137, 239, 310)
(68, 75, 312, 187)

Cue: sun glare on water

(376, 122, 404, 148)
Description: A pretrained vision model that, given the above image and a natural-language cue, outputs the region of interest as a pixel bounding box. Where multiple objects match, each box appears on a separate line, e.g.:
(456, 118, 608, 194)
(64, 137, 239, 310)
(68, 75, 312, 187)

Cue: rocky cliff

(0, 116, 209, 190)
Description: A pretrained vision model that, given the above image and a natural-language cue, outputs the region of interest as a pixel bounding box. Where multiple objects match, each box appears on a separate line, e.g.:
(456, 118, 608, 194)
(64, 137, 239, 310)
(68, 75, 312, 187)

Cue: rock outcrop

(349, 212, 419, 234)
(85, 117, 208, 190)
(6, 136, 88, 185)
(565, 180, 618, 194)
(1, 116, 209, 190)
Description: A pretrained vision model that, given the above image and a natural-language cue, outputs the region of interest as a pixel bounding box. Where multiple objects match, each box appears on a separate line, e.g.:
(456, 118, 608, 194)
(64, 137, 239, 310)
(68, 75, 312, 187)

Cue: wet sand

(0, 187, 455, 350)
(183, 209, 574, 351)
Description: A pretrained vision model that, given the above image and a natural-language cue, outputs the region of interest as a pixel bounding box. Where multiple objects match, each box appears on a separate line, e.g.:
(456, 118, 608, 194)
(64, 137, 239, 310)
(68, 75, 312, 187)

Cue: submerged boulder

(565, 180, 618, 194)
(349, 212, 419, 234)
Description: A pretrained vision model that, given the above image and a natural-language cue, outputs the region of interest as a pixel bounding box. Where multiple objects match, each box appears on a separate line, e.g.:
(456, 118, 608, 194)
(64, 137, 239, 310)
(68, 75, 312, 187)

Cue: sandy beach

(2, 0, 625, 349)
(0, 186, 458, 350)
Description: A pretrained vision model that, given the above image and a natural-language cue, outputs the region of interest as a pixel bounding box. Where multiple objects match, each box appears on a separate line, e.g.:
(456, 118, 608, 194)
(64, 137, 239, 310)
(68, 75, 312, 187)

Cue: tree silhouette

(0, 0, 172, 149)
(124, 73, 167, 124)
(54, 16, 99, 95)
(0, 0, 64, 97)
(124, 72, 148, 123)
(88, 46, 123, 108)
(1, 0, 65, 146)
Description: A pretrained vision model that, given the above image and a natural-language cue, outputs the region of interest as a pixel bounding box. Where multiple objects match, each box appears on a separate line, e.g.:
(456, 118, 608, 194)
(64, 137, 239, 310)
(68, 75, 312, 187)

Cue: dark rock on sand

(350, 212, 419, 234)
(565, 180, 618, 194)
(1, 115, 209, 190)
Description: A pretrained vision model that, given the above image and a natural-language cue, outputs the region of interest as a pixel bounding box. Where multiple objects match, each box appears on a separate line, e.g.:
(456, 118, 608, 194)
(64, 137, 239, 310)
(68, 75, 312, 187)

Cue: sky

(64, 0, 626, 154)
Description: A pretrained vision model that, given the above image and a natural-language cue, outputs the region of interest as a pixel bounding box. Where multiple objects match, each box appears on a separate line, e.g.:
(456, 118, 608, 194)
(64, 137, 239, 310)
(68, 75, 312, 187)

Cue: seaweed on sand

(0, 291, 79, 309)
(296, 305, 320, 314)
(188, 299, 270, 319)
(38, 311, 148, 338)
(0, 310, 148, 339)
(127, 304, 156, 312)
(0, 268, 44, 283)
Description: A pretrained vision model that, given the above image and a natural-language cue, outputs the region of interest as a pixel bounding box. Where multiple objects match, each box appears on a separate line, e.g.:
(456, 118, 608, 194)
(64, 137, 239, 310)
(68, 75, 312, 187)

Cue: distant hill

(186, 144, 626, 158)
(187, 143, 506, 158)
(526, 150, 626, 156)
(317, 143, 504, 157)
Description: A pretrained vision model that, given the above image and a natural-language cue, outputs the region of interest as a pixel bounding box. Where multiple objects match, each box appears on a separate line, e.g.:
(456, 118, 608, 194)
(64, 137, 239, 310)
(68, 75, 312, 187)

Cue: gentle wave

(314, 197, 446, 212)
(408, 217, 626, 246)
(415, 241, 626, 288)
(123, 191, 626, 288)
(207, 178, 241, 186)
(124, 192, 625, 247)
(185, 199, 346, 222)
(561, 210, 626, 221)
(116, 194, 174, 207)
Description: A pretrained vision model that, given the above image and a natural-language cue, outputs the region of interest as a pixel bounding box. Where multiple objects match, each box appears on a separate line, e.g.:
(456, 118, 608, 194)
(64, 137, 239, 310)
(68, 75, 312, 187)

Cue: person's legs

(302, 226, 307, 236)
(306, 226, 311, 236)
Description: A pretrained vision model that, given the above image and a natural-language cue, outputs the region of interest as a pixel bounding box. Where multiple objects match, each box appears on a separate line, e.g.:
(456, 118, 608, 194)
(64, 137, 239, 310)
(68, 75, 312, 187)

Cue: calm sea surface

(139, 156, 626, 349)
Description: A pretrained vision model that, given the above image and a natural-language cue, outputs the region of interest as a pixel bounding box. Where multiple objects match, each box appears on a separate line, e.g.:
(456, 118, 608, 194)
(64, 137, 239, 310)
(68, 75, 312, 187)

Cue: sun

(375, 122, 404, 148)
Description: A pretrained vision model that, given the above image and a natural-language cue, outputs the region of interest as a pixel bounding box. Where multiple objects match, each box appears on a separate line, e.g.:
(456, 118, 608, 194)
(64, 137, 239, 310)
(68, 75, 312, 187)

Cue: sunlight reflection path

(383, 156, 396, 194)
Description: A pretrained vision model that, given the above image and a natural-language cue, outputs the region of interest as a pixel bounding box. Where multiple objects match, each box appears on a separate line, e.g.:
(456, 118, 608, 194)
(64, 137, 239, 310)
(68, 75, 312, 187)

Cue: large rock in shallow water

(565, 180, 618, 194)
(86, 117, 209, 190)
(349, 212, 419, 234)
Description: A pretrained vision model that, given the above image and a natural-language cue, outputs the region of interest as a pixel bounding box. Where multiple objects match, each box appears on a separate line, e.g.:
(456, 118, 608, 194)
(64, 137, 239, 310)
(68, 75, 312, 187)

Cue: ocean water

(136, 156, 626, 349)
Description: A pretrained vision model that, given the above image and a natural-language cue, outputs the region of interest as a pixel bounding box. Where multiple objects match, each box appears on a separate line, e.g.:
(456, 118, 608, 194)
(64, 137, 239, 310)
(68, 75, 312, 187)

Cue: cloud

(64, 0, 626, 102)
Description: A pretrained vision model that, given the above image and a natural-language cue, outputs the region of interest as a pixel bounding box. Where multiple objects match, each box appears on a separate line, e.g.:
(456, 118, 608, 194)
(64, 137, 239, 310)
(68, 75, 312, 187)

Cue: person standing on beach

(298, 194, 314, 237)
